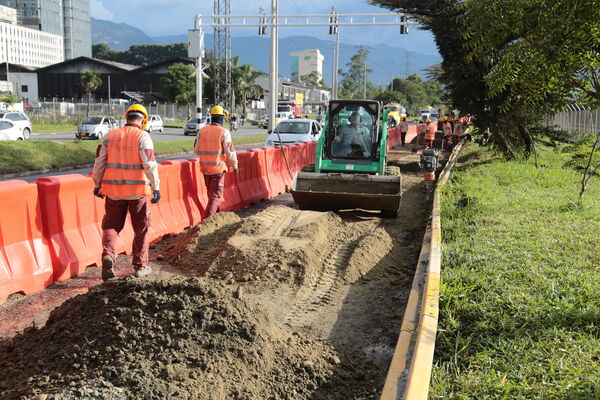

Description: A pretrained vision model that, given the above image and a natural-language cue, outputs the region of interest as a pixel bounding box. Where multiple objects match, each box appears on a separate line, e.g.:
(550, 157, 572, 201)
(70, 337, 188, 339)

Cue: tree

(160, 63, 196, 116)
(231, 60, 265, 116)
(80, 70, 102, 117)
(374, 89, 408, 106)
(92, 43, 188, 66)
(339, 46, 375, 99)
(0, 92, 19, 106)
(300, 71, 330, 89)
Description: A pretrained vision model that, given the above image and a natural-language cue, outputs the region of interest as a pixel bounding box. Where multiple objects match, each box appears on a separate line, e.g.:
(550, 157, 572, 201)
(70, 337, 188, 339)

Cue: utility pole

(188, 15, 204, 124)
(269, 0, 278, 131)
(107, 75, 111, 107)
(329, 7, 339, 99)
(363, 59, 367, 99)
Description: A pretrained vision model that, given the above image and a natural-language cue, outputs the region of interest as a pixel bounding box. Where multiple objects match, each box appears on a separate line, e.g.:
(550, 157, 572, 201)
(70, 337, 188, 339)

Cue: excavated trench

(0, 149, 433, 400)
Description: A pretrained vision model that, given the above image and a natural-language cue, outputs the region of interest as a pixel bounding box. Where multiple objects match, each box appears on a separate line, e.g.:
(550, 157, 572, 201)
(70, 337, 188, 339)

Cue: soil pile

(0, 277, 383, 400)
(162, 206, 395, 289)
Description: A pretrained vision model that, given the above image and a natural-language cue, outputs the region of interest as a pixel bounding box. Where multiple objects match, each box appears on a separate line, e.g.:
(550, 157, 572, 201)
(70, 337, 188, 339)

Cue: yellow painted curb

(381, 141, 465, 400)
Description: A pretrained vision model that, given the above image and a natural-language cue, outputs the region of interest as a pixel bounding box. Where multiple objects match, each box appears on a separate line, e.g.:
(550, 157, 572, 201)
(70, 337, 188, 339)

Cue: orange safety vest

(195, 124, 228, 174)
(417, 123, 425, 135)
(400, 120, 409, 132)
(100, 125, 152, 197)
(442, 121, 453, 136)
(454, 123, 463, 135)
(425, 123, 436, 141)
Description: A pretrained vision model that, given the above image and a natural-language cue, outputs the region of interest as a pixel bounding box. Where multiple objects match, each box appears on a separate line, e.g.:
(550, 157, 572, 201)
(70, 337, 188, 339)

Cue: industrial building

(290, 49, 324, 84)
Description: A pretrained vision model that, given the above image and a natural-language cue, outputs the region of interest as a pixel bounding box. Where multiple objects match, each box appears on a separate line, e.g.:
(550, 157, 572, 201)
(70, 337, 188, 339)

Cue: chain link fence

(27, 101, 193, 123)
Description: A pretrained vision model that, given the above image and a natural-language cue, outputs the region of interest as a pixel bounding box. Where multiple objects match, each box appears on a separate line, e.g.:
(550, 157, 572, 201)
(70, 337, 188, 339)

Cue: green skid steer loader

(291, 99, 402, 218)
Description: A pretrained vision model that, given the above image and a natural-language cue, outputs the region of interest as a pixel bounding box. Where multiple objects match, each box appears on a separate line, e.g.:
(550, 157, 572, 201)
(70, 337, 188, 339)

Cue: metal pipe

(269, 0, 278, 131)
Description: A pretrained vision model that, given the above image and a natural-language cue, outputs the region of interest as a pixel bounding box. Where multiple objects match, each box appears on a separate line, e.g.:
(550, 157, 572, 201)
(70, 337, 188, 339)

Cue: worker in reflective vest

(453, 118, 463, 144)
(424, 119, 436, 149)
(442, 116, 453, 150)
(194, 105, 239, 218)
(399, 116, 409, 147)
(92, 104, 160, 281)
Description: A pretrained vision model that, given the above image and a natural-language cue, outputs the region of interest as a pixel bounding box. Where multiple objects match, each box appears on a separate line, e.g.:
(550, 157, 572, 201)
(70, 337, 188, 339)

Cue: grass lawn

(0, 134, 267, 175)
(32, 122, 77, 133)
(430, 144, 600, 399)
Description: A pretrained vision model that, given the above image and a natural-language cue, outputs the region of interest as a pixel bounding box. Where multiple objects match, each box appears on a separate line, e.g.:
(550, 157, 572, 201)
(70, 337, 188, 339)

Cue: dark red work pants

(203, 172, 225, 218)
(102, 197, 150, 267)
(400, 131, 407, 146)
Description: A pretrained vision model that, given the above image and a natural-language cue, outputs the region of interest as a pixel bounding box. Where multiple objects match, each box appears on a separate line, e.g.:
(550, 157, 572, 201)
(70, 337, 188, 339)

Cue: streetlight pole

(269, 0, 278, 131)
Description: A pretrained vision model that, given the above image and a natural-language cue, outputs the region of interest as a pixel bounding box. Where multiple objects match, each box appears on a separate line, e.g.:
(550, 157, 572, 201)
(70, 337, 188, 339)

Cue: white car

(76, 116, 118, 140)
(266, 119, 322, 146)
(183, 116, 210, 136)
(0, 112, 31, 139)
(0, 119, 25, 140)
(146, 114, 164, 133)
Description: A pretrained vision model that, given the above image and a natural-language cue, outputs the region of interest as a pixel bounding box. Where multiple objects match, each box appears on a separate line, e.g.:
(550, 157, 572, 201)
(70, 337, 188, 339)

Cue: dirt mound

(162, 206, 395, 289)
(0, 277, 382, 400)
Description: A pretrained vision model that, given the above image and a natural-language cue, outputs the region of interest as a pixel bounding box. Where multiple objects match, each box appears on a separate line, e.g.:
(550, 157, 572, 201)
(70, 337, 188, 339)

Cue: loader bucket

(291, 172, 402, 215)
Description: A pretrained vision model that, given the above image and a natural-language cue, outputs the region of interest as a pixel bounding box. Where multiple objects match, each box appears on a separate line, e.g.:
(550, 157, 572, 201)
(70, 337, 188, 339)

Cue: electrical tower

(213, 0, 231, 109)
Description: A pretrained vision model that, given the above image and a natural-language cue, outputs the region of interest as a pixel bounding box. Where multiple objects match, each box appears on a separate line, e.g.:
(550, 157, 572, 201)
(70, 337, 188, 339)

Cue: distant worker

(453, 118, 463, 145)
(333, 111, 370, 157)
(92, 104, 160, 281)
(442, 116, 453, 151)
(400, 116, 409, 147)
(194, 105, 239, 218)
(424, 118, 436, 149)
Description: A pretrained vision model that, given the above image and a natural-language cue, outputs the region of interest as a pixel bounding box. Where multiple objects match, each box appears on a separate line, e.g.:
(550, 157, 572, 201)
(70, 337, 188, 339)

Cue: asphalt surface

(30, 126, 266, 142)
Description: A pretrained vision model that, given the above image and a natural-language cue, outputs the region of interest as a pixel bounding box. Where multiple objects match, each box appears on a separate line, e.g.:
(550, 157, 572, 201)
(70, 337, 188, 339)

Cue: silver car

(146, 114, 164, 133)
(183, 116, 210, 136)
(76, 116, 118, 140)
(0, 112, 32, 139)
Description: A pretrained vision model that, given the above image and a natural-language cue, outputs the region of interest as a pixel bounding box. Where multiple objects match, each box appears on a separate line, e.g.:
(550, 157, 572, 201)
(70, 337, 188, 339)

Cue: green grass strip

(0, 134, 267, 175)
(429, 144, 600, 399)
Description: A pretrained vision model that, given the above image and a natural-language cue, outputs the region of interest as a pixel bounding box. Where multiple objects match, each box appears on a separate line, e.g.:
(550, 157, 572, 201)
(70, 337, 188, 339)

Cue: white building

(0, 4, 17, 24)
(290, 49, 324, 84)
(0, 21, 64, 68)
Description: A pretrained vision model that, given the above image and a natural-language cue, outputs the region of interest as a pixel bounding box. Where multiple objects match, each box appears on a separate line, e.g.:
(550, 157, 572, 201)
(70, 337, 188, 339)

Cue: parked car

(0, 119, 25, 140)
(0, 111, 31, 139)
(183, 116, 210, 136)
(316, 114, 325, 126)
(265, 119, 322, 146)
(146, 114, 164, 133)
(258, 115, 269, 129)
(75, 116, 118, 140)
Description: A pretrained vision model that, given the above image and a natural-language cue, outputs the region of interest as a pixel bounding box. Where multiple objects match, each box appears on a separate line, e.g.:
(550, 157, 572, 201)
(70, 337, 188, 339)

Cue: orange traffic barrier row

(0, 143, 316, 303)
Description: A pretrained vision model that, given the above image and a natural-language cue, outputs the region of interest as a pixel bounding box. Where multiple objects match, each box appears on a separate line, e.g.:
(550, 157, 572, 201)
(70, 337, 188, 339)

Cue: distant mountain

(91, 17, 155, 50)
(93, 19, 441, 85)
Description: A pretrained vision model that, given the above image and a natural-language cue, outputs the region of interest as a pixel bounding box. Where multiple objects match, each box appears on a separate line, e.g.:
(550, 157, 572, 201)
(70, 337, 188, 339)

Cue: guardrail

(381, 140, 465, 400)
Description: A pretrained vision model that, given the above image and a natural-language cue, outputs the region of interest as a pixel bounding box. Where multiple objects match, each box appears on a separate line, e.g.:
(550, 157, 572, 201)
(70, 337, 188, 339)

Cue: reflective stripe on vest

(425, 124, 435, 141)
(195, 124, 228, 174)
(100, 126, 152, 197)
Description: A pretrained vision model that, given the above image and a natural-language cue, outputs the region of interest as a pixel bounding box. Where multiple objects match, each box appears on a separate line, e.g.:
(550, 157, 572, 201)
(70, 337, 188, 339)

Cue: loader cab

(324, 100, 381, 162)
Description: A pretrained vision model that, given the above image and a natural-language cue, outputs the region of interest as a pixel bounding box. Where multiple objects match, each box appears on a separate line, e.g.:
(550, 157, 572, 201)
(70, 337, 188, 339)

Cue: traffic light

(329, 7, 338, 35)
(258, 7, 267, 35)
(400, 15, 409, 34)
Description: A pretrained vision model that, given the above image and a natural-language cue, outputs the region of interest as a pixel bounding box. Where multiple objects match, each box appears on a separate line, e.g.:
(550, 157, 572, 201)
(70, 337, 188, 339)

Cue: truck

(278, 100, 302, 119)
(383, 103, 406, 126)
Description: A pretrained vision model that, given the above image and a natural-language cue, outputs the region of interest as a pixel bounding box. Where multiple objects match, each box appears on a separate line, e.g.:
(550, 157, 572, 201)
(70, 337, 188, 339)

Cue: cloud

(91, 0, 114, 20)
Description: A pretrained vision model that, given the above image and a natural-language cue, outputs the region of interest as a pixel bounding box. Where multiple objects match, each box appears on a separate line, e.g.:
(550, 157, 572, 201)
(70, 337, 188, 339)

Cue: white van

(266, 118, 322, 146)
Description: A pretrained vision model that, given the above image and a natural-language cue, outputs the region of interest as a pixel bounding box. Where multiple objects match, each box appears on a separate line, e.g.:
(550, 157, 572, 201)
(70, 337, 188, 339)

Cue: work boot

(134, 265, 152, 278)
(101, 256, 116, 282)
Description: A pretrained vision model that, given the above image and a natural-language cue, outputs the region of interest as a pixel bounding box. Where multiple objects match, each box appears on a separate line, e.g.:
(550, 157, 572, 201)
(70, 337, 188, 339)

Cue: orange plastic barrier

(263, 146, 287, 196)
(37, 175, 103, 281)
(237, 149, 271, 206)
(0, 180, 53, 304)
(160, 160, 202, 228)
(220, 169, 244, 212)
(186, 158, 209, 216)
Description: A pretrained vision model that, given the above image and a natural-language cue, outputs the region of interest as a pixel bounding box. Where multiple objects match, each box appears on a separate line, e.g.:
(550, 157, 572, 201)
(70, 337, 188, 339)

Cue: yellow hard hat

(442, 116, 448, 121)
(426, 119, 431, 123)
(210, 105, 226, 116)
(125, 104, 148, 129)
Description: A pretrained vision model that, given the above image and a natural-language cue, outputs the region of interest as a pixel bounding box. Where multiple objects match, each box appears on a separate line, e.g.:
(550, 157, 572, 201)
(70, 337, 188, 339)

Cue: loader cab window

(329, 104, 377, 159)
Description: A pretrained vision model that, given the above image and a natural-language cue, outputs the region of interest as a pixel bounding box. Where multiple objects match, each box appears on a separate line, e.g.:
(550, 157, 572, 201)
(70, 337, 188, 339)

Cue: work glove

(93, 187, 104, 199)
(151, 190, 161, 204)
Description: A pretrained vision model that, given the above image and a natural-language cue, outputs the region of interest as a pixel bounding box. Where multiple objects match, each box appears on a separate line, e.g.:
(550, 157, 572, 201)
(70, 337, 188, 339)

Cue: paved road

(30, 126, 266, 142)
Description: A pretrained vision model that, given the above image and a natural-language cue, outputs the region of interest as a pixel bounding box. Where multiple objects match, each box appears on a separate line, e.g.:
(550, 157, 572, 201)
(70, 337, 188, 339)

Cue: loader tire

(381, 165, 402, 219)
(301, 164, 315, 172)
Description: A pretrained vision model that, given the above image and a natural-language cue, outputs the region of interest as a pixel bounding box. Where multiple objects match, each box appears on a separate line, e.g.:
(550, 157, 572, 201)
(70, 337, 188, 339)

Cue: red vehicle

(278, 101, 302, 119)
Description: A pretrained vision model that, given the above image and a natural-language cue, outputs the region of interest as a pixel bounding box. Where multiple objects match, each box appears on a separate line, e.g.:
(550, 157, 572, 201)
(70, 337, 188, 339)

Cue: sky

(90, 0, 439, 56)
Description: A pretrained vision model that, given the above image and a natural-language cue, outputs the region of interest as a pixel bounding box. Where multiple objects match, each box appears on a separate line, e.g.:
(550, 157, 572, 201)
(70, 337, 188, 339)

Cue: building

(0, 0, 91, 59)
(0, 62, 38, 102)
(255, 75, 330, 115)
(0, 13, 64, 69)
(0, 4, 17, 24)
(290, 49, 324, 84)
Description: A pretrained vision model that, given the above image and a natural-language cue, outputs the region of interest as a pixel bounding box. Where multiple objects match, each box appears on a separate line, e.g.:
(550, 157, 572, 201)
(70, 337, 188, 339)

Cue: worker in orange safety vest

(441, 116, 453, 150)
(92, 104, 160, 281)
(424, 118, 436, 149)
(399, 116, 409, 147)
(194, 105, 239, 218)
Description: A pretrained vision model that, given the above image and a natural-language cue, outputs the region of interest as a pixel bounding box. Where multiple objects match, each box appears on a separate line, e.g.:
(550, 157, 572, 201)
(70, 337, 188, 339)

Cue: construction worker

(424, 118, 436, 149)
(194, 105, 239, 218)
(399, 116, 409, 147)
(453, 117, 463, 144)
(442, 116, 453, 151)
(92, 104, 160, 281)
